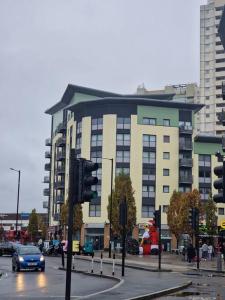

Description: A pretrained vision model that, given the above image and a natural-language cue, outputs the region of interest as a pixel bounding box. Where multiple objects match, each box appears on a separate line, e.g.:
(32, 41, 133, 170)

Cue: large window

(116, 151, 130, 163)
(77, 121, 82, 134)
(143, 135, 156, 147)
(91, 134, 102, 147)
(142, 185, 155, 198)
(91, 184, 101, 196)
(117, 117, 130, 129)
(218, 208, 225, 215)
(89, 204, 101, 217)
(142, 206, 154, 218)
(142, 168, 155, 181)
(76, 136, 82, 150)
(142, 118, 156, 125)
(199, 155, 211, 167)
(143, 152, 156, 164)
(199, 170, 211, 183)
(92, 168, 102, 180)
(199, 187, 211, 200)
(91, 151, 102, 163)
(116, 167, 130, 175)
(92, 118, 103, 130)
(117, 134, 130, 146)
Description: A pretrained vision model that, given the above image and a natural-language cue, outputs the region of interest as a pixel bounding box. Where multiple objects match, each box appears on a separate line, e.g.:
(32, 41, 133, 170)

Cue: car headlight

(40, 255, 45, 262)
(19, 256, 24, 262)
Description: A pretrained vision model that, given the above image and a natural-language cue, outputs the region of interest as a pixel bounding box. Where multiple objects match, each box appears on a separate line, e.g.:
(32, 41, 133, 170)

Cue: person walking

(208, 244, 213, 260)
(187, 244, 195, 263)
(202, 242, 208, 261)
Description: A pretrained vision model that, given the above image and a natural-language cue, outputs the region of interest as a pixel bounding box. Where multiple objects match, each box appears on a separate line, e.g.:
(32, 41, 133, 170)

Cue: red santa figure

(140, 220, 159, 255)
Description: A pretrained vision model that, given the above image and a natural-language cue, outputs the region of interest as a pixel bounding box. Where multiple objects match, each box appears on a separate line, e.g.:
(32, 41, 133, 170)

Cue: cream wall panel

(193, 154, 199, 189)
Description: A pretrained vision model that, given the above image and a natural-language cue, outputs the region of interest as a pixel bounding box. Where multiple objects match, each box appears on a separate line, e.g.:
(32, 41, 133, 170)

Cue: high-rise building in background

(197, 0, 225, 135)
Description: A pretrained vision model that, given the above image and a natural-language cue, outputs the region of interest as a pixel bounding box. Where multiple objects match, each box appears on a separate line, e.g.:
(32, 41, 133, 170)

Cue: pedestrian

(187, 244, 195, 263)
(202, 242, 208, 261)
(208, 244, 213, 261)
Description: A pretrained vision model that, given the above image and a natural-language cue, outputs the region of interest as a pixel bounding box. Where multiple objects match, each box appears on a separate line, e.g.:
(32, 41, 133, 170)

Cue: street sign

(221, 220, 225, 229)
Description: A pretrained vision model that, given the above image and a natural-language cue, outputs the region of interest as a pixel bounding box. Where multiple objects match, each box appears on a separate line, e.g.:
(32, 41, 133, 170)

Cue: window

(116, 151, 130, 163)
(117, 117, 131, 129)
(92, 118, 103, 130)
(76, 136, 82, 150)
(77, 121, 82, 134)
(163, 119, 170, 126)
(163, 185, 169, 193)
(91, 151, 102, 163)
(142, 168, 156, 181)
(163, 135, 170, 143)
(163, 169, 169, 176)
(91, 134, 102, 147)
(143, 152, 156, 164)
(142, 206, 154, 218)
(199, 155, 211, 167)
(92, 168, 102, 180)
(206, 114, 210, 118)
(206, 96, 210, 100)
(142, 118, 156, 125)
(218, 208, 224, 215)
(143, 135, 156, 147)
(142, 185, 155, 198)
(163, 205, 169, 213)
(89, 204, 101, 217)
(116, 167, 130, 175)
(117, 134, 130, 146)
(199, 187, 211, 200)
(91, 184, 101, 196)
(163, 152, 170, 160)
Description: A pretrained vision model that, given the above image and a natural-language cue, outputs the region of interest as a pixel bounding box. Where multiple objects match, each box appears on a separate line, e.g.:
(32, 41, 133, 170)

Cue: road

(0, 255, 117, 299)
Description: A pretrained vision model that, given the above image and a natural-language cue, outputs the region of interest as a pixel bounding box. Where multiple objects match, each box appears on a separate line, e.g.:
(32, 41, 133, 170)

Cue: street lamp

(102, 158, 113, 258)
(10, 168, 21, 239)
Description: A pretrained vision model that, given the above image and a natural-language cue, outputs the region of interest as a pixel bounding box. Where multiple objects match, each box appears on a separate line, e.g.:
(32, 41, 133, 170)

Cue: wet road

(0, 256, 117, 299)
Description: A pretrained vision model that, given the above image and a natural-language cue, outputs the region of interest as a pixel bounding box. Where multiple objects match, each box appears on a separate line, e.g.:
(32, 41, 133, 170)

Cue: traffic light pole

(65, 150, 78, 300)
(158, 205, 161, 271)
(119, 196, 127, 277)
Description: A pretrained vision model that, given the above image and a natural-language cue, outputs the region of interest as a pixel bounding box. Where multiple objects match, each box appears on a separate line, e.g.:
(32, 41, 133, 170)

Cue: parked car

(12, 245, 45, 272)
(0, 242, 17, 256)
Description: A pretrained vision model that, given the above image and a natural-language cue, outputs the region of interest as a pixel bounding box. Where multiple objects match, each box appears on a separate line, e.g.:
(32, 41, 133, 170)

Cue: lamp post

(10, 168, 21, 239)
(103, 158, 113, 258)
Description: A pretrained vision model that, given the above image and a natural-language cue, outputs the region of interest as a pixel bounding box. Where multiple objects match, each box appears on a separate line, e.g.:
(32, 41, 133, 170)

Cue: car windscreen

(18, 247, 41, 255)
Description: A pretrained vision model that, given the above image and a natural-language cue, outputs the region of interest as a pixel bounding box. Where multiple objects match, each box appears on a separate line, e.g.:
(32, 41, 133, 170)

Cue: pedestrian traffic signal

(213, 161, 225, 203)
(78, 159, 98, 203)
(188, 208, 194, 227)
(188, 208, 199, 231)
(154, 209, 161, 228)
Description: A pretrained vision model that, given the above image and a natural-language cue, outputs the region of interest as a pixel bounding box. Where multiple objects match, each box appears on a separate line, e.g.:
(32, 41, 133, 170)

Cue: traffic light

(213, 161, 225, 203)
(78, 158, 98, 203)
(188, 208, 199, 231)
(154, 209, 161, 228)
(188, 208, 194, 228)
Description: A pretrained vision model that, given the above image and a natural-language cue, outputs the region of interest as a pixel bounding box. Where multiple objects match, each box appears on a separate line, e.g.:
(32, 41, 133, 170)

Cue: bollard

(72, 254, 75, 270)
(217, 252, 222, 272)
(61, 250, 65, 268)
(91, 253, 94, 273)
(100, 252, 103, 275)
(112, 253, 115, 276)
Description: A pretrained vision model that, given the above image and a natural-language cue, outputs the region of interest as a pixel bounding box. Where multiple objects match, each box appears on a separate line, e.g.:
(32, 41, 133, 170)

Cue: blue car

(12, 245, 45, 272)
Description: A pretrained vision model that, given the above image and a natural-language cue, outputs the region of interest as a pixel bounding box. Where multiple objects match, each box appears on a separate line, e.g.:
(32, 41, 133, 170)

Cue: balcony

(44, 163, 51, 171)
(179, 175, 193, 184)
(43, 188, 50, 196)
(55, 180, 65, 190)
(45, 138, 52, 146)
(56, 150, 66, 161)
(45, 151, 51, 159)
(179, 142, 192, 151)
(56, 165, 65, 175)
(55, 195, 64, 204)
(43, 176, 50, 183)
(179, 125, 193, 134)
(56, 122, 67, 134)
(42, 201, 48, 209)
(179, 158, 193, 168)
(56, 137, 66, 147)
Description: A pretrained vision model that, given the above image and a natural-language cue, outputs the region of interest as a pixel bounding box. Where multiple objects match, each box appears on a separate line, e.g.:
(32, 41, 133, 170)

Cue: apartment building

(44, 84, 225, 249)
(198, 0, 225, 135)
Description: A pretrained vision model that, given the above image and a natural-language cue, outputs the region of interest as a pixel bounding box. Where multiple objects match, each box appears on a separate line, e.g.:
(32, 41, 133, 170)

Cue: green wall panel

(194, 142, 224, 155)
(137, 105, 179, 127)
(70, 92, 100, 105)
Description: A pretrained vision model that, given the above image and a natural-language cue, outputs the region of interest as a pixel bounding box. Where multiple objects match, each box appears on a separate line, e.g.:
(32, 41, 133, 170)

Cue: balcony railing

(55, 195, 64, 204)
(56, 122, 67, 134)
(44, 163, 51, 171)
(56, 150, 66, 161)
(179, 125, 193, 134)
(199, 177, 211, 184)
(179, 158, 193, 167)
(43, 176, 50, 183)
(55, 181, 65, 190)
(179, 175, 193, 184)
(42, 201, 48, 209)
(45, 151, 51, 159)
(45, 138, 52, 146)
(179, 142, 192, 151)
(56, 137, 66, 147)
(43, 188, 50, 196)
(56, 165, 65, 174)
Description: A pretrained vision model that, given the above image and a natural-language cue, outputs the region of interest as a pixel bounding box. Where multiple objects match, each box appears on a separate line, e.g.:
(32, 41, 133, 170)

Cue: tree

(37, 215, 47, 240)
(107, 173, 136, 237)
(204, 193, 217, 236)
(27, 209, 39, 242)
(60, 201, 83, 235)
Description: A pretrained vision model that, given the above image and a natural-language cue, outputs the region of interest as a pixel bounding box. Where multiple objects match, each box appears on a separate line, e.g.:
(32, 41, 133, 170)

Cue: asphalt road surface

(0, 255, 117, 299)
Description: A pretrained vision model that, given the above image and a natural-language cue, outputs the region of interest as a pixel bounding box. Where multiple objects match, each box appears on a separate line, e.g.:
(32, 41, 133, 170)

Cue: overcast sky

(0, 0, 206, 213)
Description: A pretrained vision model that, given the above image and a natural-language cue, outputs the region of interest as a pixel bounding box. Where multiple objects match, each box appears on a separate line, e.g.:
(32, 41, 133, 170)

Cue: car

(0, 242, 16, 256)
(82, 241, 94, 255)
(12, 245, 45, 272)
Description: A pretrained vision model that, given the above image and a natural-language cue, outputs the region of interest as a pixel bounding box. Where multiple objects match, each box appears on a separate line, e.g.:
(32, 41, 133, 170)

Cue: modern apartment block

(44, 84, 225, 249)
(198, 0, 225, 135)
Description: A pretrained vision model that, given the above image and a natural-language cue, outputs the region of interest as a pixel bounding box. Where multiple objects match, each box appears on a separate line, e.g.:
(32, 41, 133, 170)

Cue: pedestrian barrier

(112, 253, 115, 276)
(100, 252, 103, 275)
(91, 253, 94, 273)
(72, 254, 75, 270)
